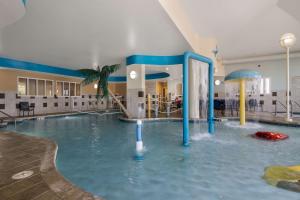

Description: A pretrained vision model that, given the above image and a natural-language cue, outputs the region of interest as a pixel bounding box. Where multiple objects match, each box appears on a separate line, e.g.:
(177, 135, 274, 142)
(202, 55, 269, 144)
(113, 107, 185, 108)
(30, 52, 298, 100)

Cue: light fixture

(129, 70, 137, 80)
(215, 80, 221, 86)
(94, 84, 98, 89)
(280, 33, 296, 48)
(166, 67, 169, 71)
(280, 33, 296, 122)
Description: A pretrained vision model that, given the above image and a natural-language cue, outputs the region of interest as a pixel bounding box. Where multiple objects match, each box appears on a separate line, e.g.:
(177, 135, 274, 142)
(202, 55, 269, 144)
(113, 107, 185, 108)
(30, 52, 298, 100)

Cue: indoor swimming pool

(4, 114, 300, 200)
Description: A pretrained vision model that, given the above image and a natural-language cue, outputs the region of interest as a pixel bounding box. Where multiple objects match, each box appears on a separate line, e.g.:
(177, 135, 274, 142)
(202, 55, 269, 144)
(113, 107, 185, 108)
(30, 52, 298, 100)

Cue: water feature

(224, 78, 262, 118)
(190, 60, 209, 136)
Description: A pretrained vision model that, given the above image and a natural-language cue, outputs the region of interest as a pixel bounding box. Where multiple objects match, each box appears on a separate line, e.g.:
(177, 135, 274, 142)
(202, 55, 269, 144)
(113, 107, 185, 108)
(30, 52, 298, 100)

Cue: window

(37, 80, 45, 96)
(76, 84, 81, 96)
(260, 79, 264, 94)
(63, 82, 69, 96)
(260, 78, 271, 95)
(18, 78, 27, 95)
(70, 83, 75, 96)
(265, 78, 270, 94)
(56, 82, 63, 96)
(16, 77, 82, 97)
(29, 79, 37, 96)
(46, 81, 53, 96)
(56, 81, 81, 96)
(17, 77, 55, 96)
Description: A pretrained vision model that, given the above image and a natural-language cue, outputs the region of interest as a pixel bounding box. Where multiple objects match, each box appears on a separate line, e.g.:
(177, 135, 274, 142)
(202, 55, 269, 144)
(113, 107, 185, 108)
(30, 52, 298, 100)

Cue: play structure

(253, 131, 289, 141)
(263, 165, 300, 192)
(126, 51, 215, 146)
(224, 70, 262, 125)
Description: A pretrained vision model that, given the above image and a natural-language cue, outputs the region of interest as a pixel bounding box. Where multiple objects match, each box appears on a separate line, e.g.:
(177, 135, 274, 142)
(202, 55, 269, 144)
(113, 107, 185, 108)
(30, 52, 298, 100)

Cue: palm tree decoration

(79, 64, 120, 99)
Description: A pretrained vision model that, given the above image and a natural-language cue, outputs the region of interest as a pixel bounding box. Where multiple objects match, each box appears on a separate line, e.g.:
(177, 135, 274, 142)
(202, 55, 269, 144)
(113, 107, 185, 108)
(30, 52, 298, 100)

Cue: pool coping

(0, 131, 103, 200)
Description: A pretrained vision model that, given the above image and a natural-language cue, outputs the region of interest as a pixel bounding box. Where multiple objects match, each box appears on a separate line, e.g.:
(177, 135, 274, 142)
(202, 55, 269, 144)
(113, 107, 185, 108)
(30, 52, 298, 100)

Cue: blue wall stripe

(0, 57, 83, 77)
(0, 57, 169, 82)
(126, 55, 184, 66)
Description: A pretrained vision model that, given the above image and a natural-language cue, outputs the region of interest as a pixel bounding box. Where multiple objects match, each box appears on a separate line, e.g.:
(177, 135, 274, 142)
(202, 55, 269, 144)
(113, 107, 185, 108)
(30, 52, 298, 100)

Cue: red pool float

(253, 131, 289, 141)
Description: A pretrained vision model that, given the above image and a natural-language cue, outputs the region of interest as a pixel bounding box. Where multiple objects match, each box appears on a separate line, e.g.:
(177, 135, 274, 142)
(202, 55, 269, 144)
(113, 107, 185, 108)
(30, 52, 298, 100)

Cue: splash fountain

(224, 70, 262, 125)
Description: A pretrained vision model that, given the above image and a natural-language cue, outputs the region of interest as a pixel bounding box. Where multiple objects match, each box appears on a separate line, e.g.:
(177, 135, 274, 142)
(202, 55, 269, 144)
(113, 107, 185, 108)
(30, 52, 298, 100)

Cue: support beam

(239, 79, 246, 125)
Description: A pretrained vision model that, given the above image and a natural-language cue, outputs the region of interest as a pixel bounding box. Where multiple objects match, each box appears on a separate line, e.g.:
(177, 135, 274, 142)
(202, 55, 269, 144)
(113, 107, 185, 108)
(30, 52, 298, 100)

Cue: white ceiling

(179, 0, 300, 60)
(0, 0, 190, 70)
(1, 0, 299, 79)
(0, 0, 25, 28)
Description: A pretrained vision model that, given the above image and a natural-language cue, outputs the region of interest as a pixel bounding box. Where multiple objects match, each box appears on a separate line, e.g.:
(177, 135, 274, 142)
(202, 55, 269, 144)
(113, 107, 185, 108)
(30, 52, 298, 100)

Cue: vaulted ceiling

(0, 0, 299, 74)
(179, 0, 300, 60)
(0, 0, 190, 70)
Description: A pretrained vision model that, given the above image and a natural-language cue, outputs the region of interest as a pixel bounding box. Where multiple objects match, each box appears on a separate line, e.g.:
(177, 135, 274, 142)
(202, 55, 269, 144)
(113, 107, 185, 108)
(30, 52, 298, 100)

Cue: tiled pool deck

(0, 131, 102, 200)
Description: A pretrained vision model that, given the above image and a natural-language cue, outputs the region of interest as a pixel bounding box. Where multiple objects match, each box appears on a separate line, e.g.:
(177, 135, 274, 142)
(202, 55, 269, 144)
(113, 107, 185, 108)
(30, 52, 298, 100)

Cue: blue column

(183, 53, 189, 146)
(208, 62, 215, 133)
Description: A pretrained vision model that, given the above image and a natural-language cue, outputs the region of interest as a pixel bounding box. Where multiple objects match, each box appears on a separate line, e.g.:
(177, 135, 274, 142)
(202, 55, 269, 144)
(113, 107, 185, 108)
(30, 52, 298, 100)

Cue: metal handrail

(274, 100, 293, 117)
(0, 110, 16, 128)
(277, 100, 287, 109)
(292, 100, 300, 109)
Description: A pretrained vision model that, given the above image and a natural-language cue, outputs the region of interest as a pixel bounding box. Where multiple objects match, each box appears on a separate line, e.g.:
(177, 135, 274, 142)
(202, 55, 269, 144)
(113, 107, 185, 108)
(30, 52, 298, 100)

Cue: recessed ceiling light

(166, 67, 169, 71)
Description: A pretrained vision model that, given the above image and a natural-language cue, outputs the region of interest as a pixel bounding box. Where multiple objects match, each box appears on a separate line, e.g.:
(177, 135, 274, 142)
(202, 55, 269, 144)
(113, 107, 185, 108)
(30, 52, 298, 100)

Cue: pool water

(5, 114, 300, 200)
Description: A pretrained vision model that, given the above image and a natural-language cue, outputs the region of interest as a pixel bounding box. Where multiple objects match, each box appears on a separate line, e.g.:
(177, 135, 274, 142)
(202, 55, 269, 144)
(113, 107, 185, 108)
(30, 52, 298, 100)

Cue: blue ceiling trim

(0, 57, 170, 82)
(225, 69, 262, 81)
(108, 72, 169, 82)
(108, 76, 126, 82)
(0, 57, 83, 77)
(146, 72, 169, 80)
(126, 55, 184, 66)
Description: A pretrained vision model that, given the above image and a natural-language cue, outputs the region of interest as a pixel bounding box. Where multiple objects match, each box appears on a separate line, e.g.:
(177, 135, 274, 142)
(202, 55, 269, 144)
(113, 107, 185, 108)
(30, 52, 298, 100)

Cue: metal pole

(147, 94, 151, 118)
(286, 48, 292, 121)
(239, 79, 246, 125)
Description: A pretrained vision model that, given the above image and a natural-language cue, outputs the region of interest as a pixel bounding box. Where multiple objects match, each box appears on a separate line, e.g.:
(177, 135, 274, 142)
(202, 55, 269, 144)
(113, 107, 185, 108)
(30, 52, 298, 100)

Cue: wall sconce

(130, 70, 137, 80)
(215, 80, 221, 86)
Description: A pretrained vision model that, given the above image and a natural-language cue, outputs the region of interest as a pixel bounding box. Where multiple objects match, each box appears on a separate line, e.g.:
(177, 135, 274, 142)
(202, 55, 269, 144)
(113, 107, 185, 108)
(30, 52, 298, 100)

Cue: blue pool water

(4, 114, 300, 200)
